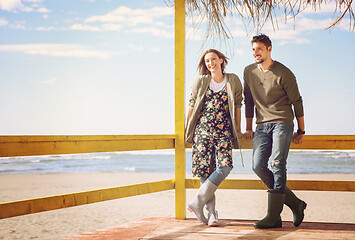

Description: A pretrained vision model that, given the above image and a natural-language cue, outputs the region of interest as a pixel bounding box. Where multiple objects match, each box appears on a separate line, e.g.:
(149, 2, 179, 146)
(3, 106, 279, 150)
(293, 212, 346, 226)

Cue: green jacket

(185, 73, 243, 148)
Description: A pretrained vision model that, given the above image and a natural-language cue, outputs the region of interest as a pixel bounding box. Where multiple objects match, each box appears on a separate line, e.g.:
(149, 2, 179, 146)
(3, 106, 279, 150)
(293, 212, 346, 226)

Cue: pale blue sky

(0, 0, 354, 135)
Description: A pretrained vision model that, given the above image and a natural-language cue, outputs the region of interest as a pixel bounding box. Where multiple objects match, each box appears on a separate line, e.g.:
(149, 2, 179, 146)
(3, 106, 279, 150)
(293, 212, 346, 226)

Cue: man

(243, 34, 307, 229)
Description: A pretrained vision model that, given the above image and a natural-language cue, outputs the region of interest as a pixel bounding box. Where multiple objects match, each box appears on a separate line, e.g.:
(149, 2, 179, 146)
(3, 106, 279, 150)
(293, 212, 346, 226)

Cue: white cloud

(0, 18, 8, 26)
(128, 27, 173, 38)
(37, 7, 49, 13)
(0, 0, 23, 11)
(69, 23, 123, 31)
(186, 26, 203, 40)
(85, 6, 173, 25)
(11, 22, 26, 29)
(0, 0, 49, 12)
(150, 47, 161, 53)
(234, 48, 245, 55)
(72, 6, 174, 37)
(70, 24, 101, 31)
(26, 0, 44, 2)
(40, 77, 57, 85)
(128, 44, 143, 52)
(228, 14, 346, 45)
(0, 43, 116, 59)
(42, 14, 48, 19)
(35, 26, 55, 31)
(300, 2, 339, 15)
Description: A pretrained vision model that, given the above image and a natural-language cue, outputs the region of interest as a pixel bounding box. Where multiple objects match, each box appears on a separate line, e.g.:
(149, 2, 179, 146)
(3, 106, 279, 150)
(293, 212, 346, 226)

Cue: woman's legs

(200, 166, 232, 226)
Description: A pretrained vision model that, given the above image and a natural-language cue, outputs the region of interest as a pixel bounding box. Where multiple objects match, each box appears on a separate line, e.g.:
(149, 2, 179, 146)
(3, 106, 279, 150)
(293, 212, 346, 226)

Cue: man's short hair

(252, 34, 272, 48)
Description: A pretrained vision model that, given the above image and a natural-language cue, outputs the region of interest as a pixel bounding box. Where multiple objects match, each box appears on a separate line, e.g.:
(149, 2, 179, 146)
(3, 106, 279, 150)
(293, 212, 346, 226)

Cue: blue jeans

(200, 166, 232, 186)
(252, 123, 294, 191)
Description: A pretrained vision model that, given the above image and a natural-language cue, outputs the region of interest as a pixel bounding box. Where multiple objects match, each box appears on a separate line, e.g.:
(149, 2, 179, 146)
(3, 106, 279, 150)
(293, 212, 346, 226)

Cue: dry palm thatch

(168, 0, 354, 40)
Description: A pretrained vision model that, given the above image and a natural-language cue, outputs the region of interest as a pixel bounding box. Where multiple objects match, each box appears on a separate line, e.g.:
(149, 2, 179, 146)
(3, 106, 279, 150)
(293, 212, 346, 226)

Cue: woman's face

(204, 52, 223, 74)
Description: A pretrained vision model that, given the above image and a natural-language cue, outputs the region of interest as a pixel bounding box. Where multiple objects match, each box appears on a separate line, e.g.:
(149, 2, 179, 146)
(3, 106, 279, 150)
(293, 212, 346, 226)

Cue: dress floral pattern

(192, 85, 233, 178)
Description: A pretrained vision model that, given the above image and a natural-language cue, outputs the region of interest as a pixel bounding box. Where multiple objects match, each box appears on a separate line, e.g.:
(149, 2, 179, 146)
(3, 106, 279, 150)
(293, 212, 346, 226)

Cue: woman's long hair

(197, 49, 228, 75)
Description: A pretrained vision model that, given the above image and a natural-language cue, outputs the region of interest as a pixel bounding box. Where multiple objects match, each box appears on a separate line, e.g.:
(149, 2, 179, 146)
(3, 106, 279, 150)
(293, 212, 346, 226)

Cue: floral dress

(192, 85, 233, 178)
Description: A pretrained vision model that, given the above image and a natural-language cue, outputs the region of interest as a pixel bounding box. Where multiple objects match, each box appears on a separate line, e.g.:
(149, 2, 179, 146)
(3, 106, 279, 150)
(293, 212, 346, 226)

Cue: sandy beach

(0, 173, 354, 240)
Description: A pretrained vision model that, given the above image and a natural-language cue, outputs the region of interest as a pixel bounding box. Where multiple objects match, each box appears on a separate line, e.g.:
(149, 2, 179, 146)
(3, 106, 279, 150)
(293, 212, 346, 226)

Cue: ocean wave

(0, 149, 354, 175)
(124, 167, 136, 171)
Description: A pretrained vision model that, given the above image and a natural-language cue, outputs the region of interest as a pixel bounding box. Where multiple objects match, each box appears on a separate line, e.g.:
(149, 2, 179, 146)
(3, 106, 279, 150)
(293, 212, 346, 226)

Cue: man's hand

(292, 132, 304, 144)
(244, 130, 254, 140)
(237, 131, 243, 140)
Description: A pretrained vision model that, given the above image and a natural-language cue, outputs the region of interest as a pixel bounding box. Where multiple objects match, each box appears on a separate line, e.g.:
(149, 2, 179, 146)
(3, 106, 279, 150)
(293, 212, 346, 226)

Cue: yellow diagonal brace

(0, 179, 175, 219)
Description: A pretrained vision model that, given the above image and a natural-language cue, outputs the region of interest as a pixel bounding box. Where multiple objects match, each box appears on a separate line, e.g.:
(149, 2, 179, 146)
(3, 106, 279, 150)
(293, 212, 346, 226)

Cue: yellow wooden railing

(1, 0, 355, 220)
(1, 135, 355, 219)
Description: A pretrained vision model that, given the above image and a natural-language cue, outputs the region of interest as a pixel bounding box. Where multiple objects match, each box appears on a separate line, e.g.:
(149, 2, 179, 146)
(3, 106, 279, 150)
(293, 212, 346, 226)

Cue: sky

(0, 0, 354, 136)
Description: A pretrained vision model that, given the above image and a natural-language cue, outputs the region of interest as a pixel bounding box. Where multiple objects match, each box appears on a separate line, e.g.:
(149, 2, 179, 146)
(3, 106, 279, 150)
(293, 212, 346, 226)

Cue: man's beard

(255, 57, 264, 64)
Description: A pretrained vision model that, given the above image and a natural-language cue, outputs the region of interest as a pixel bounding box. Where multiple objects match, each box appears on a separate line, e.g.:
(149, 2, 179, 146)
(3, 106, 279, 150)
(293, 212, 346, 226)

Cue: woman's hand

(244, 130, 254, 140)
(237, 131, 243, 140)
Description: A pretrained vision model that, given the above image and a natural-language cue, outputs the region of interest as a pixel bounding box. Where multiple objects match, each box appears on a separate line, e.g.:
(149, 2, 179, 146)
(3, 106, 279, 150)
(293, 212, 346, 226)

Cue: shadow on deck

(64, 217, 355, 239)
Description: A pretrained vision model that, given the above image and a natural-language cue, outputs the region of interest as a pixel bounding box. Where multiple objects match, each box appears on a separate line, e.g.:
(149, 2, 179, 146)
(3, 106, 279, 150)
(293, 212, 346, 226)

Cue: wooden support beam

(174, 0, 186, 220)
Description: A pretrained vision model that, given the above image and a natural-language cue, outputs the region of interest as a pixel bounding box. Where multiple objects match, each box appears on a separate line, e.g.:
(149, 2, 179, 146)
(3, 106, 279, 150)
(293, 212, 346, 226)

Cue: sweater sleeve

(243, 69, 255, 118)
(281, 70, 304, 118)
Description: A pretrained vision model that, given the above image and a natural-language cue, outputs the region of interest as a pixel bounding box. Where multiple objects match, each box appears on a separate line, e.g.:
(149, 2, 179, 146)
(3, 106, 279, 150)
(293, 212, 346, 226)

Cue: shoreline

(0, 173, 354, 240)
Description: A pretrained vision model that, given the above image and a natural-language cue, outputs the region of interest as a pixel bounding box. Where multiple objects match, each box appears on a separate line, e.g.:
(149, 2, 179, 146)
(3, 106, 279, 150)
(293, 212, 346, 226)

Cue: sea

(1, 149, 354, 175)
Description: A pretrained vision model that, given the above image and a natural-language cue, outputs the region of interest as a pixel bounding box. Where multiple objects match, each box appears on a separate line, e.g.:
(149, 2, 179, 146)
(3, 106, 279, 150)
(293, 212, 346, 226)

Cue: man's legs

(252, 124, 274, 189)
(253, 123, 306, 228)
(269, 124, 293, 191)
(270, 124, 307, 227)
(252, 124, 291, 228)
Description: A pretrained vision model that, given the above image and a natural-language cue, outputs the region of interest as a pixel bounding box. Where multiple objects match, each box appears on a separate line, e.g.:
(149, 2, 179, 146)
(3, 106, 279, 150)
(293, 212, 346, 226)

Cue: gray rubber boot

(187, 179, 218, 224)
(254, 191, 285, 229)
(284, 187, 307, 227)
(205, 194, 218, 226)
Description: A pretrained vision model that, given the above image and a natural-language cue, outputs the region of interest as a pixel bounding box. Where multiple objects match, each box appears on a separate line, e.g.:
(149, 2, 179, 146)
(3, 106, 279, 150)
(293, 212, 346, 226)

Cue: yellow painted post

(175, 0, 186, 219)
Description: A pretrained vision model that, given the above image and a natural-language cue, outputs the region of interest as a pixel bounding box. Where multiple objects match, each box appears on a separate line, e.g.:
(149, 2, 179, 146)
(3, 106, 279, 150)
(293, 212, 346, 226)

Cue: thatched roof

(170, 0, 354, 40)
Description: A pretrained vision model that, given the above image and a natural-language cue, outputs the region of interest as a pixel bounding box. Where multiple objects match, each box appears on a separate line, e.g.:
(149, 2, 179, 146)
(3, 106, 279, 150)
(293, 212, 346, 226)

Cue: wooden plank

(186, 179, 355, 192)
(290, 135, 355, 150)
(0, 179, 175, 219)
(1, 135, 354, 158)
(186, 135, 355, 150)
(0, 135, 175, 157)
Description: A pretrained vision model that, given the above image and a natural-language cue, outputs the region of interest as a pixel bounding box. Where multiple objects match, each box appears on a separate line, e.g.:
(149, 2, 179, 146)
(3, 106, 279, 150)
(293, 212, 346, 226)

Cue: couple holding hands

(185, 34, 307, 229)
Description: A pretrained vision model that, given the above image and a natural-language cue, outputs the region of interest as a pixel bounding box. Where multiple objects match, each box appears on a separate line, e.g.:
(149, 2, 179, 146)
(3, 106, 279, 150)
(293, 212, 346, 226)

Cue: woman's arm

(185, 107, 194, 133)
(235, 107, 243, 139)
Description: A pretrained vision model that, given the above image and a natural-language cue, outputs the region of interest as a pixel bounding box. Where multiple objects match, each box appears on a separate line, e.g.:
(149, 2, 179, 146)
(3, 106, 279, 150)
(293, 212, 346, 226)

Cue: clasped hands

(237, 130, 303, 144)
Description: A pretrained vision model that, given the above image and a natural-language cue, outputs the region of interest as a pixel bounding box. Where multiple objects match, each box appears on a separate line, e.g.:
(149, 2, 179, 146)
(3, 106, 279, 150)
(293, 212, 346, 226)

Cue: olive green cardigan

(185, 73, 243, 148)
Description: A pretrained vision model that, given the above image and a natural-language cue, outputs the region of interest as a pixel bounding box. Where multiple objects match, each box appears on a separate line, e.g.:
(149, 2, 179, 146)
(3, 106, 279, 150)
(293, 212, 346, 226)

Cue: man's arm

(243, 73, 255, 140)
(244, 117, 254, 140)
(292, 116, 305, 144)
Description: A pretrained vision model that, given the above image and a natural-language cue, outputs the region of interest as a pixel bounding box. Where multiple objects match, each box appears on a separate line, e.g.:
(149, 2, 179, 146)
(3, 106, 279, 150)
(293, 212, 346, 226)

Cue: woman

(185, 49, 243, 226)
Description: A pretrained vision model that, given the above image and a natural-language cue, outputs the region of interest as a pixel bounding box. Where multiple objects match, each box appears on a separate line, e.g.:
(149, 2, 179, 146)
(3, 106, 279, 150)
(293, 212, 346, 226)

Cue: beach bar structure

(0, 0, 355, 238)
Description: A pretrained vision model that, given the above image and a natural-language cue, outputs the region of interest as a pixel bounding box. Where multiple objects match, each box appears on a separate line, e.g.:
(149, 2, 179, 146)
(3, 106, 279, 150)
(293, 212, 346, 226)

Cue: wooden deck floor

(64, 217, 355, 240)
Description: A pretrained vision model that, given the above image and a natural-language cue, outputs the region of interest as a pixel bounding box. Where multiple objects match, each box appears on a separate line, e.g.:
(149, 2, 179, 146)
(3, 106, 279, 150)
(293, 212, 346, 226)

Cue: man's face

(252, 42, 271, 64)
